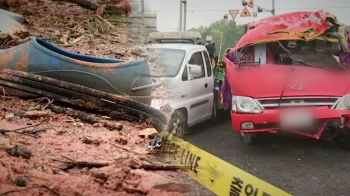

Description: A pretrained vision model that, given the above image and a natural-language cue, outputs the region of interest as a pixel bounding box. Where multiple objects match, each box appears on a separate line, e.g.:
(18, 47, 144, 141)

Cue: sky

(143, 0, 350, 31)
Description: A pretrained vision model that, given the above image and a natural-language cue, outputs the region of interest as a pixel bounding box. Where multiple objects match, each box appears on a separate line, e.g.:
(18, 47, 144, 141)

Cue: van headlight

(334, 94, 350, 110)
(232, 95, 262, 114)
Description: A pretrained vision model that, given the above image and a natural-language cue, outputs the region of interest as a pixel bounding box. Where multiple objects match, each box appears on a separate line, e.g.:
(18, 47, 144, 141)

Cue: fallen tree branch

(142, 164, 181, 171)
(110, 143, 139, 154)
(31, 97, 55, 110)
(0, 185, 60, 196)
(139, 158, 181, 171)
(96, 14, 115, 29)
(0, 118, 49, 134)
(59, 155, 112, 169)
(22, 110, 52, 118)
(0, 86, 14, 100)
(53, 0, 131, 15)
(49, 104, 123, 131)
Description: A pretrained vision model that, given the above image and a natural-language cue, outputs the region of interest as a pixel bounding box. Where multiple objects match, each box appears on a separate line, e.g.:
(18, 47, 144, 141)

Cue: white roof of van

(146, 43, 207, 52)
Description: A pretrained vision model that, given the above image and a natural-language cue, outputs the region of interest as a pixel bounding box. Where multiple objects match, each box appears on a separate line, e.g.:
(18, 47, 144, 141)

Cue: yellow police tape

(156, 132, 292, 196)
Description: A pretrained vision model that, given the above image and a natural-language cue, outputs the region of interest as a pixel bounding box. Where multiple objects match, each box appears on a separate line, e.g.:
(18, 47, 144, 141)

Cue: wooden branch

(57, 155, 112, 169)
(54, 0, 99, 10)
(53, 0, 131, 15)
(140, 158, 182, 171)
(0, 185, 60, 196)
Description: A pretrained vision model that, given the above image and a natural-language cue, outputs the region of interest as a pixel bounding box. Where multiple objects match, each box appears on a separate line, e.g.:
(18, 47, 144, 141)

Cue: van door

(183, 50, 213, 126)
(202, 50, 215, 118)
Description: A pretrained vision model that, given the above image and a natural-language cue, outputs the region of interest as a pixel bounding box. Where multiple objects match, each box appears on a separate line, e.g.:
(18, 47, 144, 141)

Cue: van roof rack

(146, 31, 203, 44)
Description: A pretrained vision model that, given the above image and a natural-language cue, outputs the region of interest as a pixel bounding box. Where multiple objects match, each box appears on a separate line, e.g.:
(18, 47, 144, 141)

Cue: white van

(146, 31, 222, 137)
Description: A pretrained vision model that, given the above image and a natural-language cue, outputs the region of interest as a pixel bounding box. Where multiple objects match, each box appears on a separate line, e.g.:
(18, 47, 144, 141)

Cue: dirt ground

(0, 97, 214, 196)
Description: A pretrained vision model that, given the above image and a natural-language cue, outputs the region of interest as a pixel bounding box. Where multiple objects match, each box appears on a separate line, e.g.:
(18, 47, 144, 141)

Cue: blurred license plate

(280, 110, 313, 128)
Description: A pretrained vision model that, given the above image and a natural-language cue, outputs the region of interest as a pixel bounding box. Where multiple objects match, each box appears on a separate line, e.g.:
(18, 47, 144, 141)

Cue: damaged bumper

(231, 107, 350, 139)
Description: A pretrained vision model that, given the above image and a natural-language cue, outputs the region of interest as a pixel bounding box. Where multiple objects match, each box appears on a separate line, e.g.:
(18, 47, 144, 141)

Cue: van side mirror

(188, 64, 203, 80)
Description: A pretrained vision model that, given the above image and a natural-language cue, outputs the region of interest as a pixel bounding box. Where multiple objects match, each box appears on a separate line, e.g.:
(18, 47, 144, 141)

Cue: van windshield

(147, 48, 186, 77)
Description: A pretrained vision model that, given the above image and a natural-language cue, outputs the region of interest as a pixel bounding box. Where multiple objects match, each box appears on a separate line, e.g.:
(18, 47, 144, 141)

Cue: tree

(189, 19, 245, 57)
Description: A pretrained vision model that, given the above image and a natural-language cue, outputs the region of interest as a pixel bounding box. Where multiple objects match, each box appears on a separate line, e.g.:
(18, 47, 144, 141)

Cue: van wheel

(239, 133, 257, 145)
(168, 110, 188, 138)
(332, 129, 350, 151)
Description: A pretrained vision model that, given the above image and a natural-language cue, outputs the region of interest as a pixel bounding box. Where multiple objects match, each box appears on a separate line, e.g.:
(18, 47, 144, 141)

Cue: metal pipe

(179, 0, 183, 31)
(183, 0, 187, 31)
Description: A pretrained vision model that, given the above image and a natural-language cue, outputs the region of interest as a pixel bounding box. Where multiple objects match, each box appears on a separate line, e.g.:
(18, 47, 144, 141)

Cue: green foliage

(189, 19, 245, 57)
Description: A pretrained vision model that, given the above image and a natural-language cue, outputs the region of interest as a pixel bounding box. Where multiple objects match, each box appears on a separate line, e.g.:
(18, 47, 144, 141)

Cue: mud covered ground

(0, 97, 214, 196)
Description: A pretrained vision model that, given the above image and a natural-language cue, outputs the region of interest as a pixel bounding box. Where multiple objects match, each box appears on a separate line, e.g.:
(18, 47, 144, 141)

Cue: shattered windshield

(147, 48, 186, 77)
(238, 40, 347, 70)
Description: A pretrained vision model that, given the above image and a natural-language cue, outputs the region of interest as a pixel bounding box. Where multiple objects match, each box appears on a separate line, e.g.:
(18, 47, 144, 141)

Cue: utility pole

(218, 31, 224, 58)
(179, 0, 183, 32)
(141, 0, 144, 17)
(271, 0, 275, 15)
(183, 0, 187, 31)
(218, 15, 228, 58)
(141, 0, 145, 41)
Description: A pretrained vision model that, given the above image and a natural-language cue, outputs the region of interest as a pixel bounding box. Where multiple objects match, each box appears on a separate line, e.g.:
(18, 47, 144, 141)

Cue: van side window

(203, 51, 212, 77)
(188, 52, 205, 79)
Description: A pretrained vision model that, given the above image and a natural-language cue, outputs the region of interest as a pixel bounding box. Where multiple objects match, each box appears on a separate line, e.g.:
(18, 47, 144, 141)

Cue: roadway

(185, 118, 350, 196)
